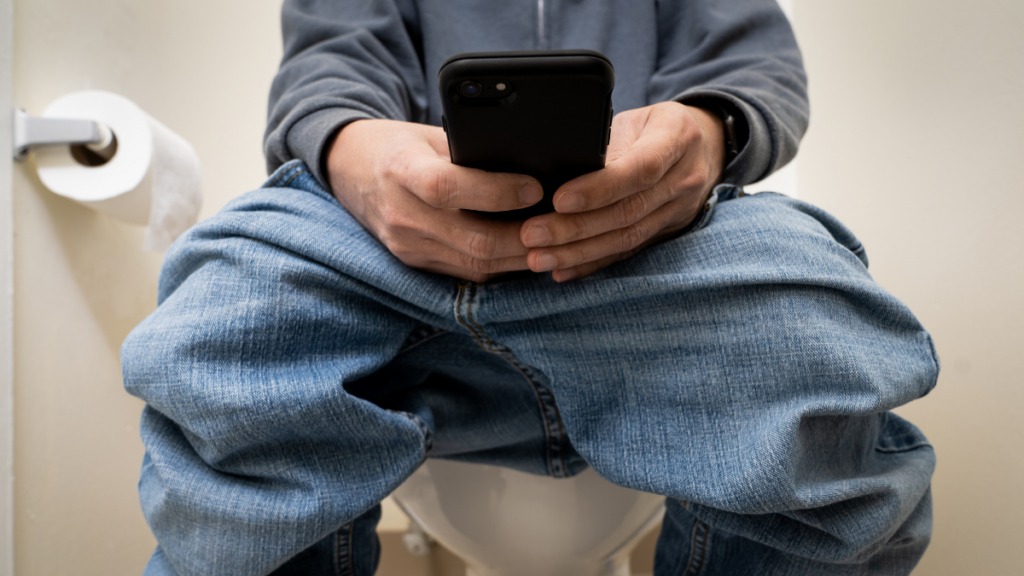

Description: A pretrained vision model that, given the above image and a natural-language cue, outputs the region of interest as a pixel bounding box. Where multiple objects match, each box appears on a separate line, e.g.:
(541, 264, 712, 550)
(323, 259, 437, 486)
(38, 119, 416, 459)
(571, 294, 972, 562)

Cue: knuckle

(388, 240, 417, 265)
(679, 175, 706, 197)
(378, 205, 416, 235)
(423, 166, 457, 207)
(636, 147, 668, 188)
(473, 258, 498, 274)
(554, 216, 588, 243)
(575, 243, 597, 265)
(619, 223, 649, 253)
(379, 152, 404, 181)
(377, 204, 401, 227)
(616, 193, 649, 226)
(378, 229, 397, 250)
(687, 164, 711, 188)
(568, 217, 589, 241)
(457, 251, 496, 275)
(465, 230, 498, 260)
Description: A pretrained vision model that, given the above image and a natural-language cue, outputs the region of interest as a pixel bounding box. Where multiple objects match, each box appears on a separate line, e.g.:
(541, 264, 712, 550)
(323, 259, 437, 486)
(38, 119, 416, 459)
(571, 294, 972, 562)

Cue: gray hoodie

(265, 0, 808, 189)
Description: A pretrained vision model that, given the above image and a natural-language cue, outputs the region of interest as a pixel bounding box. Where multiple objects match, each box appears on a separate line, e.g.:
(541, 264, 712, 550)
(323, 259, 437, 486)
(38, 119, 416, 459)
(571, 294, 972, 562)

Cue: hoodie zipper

(537, 0, 547, 49)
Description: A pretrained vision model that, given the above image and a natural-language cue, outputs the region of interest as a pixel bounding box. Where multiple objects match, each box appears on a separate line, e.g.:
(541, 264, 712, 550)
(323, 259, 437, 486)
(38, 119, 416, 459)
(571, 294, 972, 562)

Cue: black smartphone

(438, 50, 615, 220)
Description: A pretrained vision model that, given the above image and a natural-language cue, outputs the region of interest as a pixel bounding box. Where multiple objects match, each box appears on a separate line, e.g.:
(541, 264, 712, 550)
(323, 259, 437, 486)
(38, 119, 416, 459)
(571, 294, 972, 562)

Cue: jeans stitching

(265, 162, 304, 189)
(875, 442, 932, 454)
(924, 332, 941, 397)
(454, 282, 487, 350)
(277, 169, 308, 190)
(684, 519, 711, 576)
(265, 168, 291, 189)
(335, 522, 355, 576)
(465, 283, 495, 351)
(453, 283, 567, 476)
(492, 345, 569, 478)
(388, 409, 435, 454)
(397, 325, 448, 355)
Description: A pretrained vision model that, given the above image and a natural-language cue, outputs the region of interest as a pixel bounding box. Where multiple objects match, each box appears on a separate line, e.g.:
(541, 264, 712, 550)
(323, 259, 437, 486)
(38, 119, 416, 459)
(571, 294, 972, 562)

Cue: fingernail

(553, 269, 578, 282)
(523, 225, 551, 247)
(535, 252, 558, 272)
(556, 191, 584, 212)
(519, 182, 543, 205)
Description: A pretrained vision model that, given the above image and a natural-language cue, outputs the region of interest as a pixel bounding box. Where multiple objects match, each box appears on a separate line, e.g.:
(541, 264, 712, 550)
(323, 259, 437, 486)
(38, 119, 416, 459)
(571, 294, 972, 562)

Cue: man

(122, 1, 938, 574)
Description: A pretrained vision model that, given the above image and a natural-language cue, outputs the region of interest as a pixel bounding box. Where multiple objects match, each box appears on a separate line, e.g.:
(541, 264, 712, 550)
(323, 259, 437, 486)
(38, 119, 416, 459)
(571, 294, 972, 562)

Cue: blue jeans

(122, 160, 937, 576)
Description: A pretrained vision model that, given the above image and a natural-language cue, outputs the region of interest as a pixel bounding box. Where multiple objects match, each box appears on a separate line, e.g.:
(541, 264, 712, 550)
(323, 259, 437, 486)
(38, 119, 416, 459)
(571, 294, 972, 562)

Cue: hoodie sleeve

(264, 0, 428, 187)
(650, 0, 809, 185)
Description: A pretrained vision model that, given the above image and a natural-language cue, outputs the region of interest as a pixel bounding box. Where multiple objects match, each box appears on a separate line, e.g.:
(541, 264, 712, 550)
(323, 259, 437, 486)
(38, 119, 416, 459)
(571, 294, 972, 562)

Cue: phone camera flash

(496, 83, 507, 91)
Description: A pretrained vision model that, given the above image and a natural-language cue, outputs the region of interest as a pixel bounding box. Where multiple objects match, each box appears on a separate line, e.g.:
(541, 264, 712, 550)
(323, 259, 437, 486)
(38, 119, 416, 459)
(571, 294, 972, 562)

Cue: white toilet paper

(33, 90, 202, 252)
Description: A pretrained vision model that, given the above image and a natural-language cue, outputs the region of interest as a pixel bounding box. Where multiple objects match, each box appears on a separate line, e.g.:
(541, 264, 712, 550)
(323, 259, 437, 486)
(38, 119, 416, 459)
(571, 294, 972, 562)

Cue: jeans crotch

(451, 281, 572, 478)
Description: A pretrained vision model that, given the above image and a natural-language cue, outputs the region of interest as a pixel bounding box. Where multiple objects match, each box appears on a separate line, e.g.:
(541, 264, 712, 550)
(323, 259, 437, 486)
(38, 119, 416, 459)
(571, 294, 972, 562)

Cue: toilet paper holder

(12, 107, 115, 162)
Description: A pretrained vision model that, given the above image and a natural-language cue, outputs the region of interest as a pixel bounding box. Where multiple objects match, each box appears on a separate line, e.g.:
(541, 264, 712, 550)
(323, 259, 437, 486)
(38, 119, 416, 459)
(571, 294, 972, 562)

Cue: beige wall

(790, 0, 1024, 573)
(8, 0, 1023, 574)
(12, 0, 282, 573)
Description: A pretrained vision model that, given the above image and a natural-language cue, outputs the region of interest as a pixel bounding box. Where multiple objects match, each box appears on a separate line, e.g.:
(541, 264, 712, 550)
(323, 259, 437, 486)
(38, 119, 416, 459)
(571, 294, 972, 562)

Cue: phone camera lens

(460, 80, 482, 97)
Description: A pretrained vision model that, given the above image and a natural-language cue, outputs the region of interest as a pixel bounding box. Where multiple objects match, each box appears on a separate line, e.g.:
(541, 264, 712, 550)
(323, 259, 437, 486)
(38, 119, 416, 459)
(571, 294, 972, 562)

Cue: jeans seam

(388, 409, 435, 455)
(451, 282, 567, 477)
(265, 168, 291, 189)
(875, 442, 933, 454)
(465, 283, 495, 351)
(266, 162, 305, 189)
(492, 345, 569, 478)
(397, 325, 448, 355)
(684, 518, 711, 576)
(335, 522, 355, 576)
(277, 169, 308, 190)
(455, 282, 488, 350)
(924, 332, 941, 397)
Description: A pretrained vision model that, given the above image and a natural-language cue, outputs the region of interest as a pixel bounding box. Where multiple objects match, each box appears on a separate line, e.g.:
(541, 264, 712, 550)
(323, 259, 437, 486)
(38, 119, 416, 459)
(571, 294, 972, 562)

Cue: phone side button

(607, 108, 613, 145)
(442, 115, 448, 132)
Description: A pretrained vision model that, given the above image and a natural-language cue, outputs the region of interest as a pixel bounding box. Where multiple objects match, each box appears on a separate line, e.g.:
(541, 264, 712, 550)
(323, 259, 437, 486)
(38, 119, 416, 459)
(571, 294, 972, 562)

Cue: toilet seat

(391, 459, 665, 576)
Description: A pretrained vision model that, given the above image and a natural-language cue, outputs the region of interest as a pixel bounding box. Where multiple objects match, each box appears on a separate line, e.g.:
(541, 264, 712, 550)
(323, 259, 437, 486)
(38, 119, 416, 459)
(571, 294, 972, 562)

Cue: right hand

(325, 119, 542, 281)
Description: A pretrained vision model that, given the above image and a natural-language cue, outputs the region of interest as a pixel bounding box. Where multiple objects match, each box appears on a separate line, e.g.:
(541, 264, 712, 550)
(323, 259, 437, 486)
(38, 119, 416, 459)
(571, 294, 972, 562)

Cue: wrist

(684, 105, 727, 186)
(324, 118, 378, 188)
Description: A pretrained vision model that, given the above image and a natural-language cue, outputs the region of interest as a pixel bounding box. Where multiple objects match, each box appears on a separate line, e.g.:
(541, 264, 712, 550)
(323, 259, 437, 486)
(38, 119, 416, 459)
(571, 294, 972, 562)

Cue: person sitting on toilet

(121, 0, 939, 574)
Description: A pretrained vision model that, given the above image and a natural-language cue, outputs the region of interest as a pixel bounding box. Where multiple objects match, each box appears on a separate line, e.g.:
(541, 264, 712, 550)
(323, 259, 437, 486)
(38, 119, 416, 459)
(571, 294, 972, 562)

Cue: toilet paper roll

(33, 90, 202, 252)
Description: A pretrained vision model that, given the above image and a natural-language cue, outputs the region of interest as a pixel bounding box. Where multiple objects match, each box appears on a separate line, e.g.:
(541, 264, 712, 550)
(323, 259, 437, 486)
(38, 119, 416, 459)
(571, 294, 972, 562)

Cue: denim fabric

(123, 160, 938, 576)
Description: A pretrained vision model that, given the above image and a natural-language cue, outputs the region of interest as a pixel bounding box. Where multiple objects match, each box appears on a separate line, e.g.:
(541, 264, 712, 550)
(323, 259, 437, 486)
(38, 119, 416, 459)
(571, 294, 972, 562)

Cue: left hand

(520, 101, 727, 282)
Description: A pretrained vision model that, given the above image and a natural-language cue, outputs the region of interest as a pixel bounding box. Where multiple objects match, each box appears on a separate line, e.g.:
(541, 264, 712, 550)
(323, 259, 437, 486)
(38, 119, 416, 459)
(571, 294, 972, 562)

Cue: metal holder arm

(12, 107, 112, 161)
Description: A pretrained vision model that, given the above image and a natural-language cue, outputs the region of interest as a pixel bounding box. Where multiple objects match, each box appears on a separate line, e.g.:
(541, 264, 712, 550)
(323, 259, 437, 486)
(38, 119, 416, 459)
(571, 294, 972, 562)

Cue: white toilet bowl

(391, 459, 665, 576)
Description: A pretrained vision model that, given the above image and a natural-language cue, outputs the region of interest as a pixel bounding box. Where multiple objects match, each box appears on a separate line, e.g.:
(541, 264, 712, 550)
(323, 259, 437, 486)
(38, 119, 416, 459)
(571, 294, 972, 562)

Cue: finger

(400, 207, 530, 261)
(526, 201, 681, 272)
(550, 251, 632, 283)
(521, 177, 678, 248)
(523, 144, 712, 248)
(551, 109, 690, 214)
(391, 148, 544, 212)
(400, 239, 530, 282)
(603, 108, 648, 163)
(421, 124, 452, 157)
(549, 213, 684, 283)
